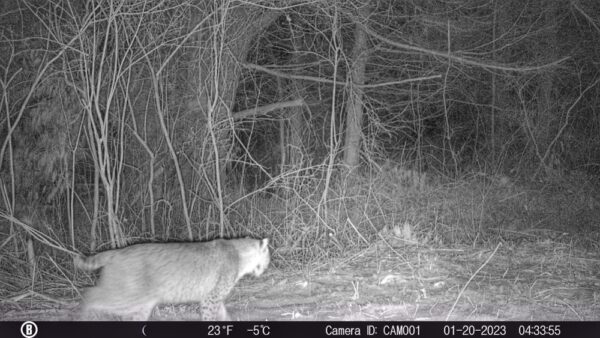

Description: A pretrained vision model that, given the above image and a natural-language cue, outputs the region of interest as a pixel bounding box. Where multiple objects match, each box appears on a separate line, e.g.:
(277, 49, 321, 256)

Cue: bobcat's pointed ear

(260, 238, 269, 250)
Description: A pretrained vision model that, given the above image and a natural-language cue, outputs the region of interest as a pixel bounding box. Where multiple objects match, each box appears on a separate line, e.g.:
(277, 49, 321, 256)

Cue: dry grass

(1, 162, 599, 320)
(240, 229, 599, 320)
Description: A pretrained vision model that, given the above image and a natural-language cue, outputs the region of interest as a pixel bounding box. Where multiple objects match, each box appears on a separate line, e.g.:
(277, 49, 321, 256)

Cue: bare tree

(342, 3, 372, 171)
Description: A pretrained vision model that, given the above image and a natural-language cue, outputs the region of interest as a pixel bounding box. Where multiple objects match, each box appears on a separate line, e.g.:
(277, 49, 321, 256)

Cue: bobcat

(74, 237, 270, 321)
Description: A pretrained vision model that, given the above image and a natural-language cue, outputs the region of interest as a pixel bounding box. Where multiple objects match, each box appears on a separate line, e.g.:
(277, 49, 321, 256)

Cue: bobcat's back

(75, 238, 270, 320)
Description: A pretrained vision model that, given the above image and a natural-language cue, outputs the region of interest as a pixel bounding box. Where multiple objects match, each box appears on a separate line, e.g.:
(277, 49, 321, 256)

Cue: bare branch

(243, 63, 440, 88)
(359, 21, 569, 72)
(233, 98, 305, 120)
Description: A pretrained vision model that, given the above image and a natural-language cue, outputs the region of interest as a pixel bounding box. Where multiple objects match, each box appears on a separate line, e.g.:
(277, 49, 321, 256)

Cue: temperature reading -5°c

(249, 325, 271, 336)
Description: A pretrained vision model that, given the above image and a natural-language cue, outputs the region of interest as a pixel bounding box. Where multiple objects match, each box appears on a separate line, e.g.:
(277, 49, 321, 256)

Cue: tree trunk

(533, 0, 560, 178)
(286, 21, 310, 170)
(185, 4, 279, 233)
(343, 5, 371, 170)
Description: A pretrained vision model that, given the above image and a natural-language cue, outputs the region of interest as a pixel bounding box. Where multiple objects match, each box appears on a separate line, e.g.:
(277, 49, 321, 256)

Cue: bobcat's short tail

(74, 251, 114, 271)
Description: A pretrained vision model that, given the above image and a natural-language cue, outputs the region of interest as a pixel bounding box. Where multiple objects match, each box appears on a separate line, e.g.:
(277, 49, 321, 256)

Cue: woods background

(0, 0, 599, 289)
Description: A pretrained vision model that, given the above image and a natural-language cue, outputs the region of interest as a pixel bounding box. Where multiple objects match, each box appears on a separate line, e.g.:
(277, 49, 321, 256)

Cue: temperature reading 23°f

(249, 324, 271, 336)
(208, 325, 234, 336)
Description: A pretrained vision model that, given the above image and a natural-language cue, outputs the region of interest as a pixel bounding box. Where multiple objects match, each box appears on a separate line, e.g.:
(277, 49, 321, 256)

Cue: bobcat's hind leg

(200, 301, 229, 321)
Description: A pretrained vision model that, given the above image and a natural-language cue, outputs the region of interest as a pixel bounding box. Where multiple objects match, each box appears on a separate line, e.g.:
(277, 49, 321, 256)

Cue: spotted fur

(74, 238, 270, 320)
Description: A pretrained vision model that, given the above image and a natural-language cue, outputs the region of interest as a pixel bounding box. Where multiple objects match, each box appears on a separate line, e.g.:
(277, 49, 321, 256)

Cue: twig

(0, 212, 77, 256)
(535, 77, 600, 178)
(446, 242, 502, 321)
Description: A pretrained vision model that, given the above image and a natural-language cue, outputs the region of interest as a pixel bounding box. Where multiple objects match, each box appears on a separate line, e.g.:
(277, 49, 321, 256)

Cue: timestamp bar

(1, 321, 598, 338)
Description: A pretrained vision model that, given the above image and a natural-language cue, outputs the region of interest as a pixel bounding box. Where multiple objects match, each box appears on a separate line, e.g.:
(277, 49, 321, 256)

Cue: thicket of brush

(1, 0, 599, 296)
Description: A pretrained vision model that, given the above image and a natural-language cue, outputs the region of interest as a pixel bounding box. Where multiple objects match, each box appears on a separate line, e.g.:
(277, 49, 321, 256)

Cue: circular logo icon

(20, 321, 38, 338)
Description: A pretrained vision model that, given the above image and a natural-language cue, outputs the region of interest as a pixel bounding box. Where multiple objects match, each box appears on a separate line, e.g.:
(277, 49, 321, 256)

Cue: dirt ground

(2, 235, 599, 321)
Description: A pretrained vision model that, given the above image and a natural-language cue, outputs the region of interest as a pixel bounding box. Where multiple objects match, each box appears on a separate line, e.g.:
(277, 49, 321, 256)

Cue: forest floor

(2, 233, 599, 321)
